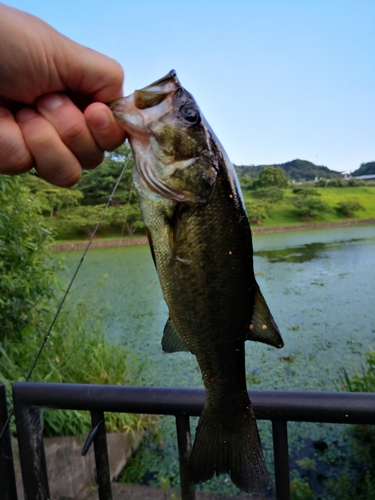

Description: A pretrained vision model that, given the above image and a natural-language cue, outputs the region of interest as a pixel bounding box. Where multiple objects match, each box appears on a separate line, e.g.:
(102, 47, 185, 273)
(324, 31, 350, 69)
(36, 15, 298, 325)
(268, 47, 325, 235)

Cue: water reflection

(254, 238, 366, 263)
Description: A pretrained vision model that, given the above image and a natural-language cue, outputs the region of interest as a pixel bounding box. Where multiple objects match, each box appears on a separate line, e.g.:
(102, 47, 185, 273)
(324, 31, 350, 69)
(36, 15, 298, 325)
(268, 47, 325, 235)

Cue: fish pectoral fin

(145, 227, 157, 268)
(161, 317, 190, 353)
(167, 204, 188, 267)
(246, 283, 284, 348)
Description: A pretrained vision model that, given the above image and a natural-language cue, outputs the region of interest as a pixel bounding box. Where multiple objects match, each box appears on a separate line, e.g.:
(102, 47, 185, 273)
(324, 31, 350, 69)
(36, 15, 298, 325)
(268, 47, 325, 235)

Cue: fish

(110, 70, 284, 493)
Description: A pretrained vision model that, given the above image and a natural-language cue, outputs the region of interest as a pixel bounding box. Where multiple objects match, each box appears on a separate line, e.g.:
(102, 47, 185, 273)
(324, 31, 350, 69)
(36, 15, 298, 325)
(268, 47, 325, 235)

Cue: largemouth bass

(110, 70, 284, 493)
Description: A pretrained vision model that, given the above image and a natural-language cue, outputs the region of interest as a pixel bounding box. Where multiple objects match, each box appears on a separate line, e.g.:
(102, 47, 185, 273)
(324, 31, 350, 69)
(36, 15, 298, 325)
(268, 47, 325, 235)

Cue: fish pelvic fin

(246, 282, 284, 348)
(188, 402, 268, 493)
(161, 317, 190, 353)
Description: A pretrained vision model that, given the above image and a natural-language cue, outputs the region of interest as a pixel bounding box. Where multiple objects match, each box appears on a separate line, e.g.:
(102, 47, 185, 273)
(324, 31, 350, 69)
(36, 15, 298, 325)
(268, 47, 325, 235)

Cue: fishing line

(0, 158, 130, 443)
(105, 181, 137, 306)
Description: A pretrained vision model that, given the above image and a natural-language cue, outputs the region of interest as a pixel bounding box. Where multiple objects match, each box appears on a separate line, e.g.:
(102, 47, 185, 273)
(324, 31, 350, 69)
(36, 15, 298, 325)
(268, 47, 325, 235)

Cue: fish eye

(180, 105, 200, 125)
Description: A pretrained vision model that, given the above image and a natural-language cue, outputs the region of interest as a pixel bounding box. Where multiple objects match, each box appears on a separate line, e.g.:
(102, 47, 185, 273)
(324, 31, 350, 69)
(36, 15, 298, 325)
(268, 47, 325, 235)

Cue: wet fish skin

(111, 70, 283, 493)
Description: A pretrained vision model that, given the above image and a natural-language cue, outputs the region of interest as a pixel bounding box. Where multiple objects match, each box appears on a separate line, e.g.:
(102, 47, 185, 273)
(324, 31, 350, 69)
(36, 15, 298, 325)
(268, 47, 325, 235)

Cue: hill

(235, 159, 343, 182)
(352, 161, 375, 177)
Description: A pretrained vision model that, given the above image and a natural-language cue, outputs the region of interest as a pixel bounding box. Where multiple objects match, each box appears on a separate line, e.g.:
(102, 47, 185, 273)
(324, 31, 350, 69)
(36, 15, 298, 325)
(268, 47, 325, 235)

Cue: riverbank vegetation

(326, 354, 375, 499)
(2, 153, 375, 496)
(12, 149, 375, 244)
(0, 175, 151, 437)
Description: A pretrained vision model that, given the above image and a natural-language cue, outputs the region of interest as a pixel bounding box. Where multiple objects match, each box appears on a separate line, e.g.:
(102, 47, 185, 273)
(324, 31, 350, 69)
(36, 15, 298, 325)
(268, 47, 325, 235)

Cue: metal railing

(2, 382, 375, 500)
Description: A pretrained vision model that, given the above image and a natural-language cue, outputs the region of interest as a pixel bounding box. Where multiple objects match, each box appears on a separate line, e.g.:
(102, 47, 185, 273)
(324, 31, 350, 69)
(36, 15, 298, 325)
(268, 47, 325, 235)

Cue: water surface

(58, 225, 375, 496)
(59, 225, 375, 393)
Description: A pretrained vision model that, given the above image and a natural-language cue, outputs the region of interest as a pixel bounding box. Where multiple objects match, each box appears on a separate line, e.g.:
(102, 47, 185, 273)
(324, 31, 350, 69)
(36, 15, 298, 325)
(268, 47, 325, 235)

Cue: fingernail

(38, 93, 65, 111)
(90, 111, 111, 130)
(16, 108, 38, 123)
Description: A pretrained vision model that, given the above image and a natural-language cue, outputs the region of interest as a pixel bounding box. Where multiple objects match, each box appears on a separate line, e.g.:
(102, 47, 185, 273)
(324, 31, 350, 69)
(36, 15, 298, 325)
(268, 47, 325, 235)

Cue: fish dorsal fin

(161, 317, 190, 353)
(246, 283, 284, 348)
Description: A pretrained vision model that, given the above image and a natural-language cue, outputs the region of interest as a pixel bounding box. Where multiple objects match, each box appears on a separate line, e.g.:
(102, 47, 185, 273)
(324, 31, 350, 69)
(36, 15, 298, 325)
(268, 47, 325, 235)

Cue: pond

(58, 225, 375, 497)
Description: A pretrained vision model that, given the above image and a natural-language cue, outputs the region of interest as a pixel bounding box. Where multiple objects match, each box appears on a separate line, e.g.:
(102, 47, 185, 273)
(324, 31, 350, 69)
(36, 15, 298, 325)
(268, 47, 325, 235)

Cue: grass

(323, 349, 375, 499)
(45, 186, 375, 245)
(0, 298, 153, 437)
(243, 186, 375, 227)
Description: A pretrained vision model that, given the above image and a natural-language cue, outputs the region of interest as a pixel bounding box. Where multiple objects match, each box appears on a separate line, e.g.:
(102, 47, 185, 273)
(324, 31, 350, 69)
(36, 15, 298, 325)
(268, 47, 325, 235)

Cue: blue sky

(7, 0, 375, 172)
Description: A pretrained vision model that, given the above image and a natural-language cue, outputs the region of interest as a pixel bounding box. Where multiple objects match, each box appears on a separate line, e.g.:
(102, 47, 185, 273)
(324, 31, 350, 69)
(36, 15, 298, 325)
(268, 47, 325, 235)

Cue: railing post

(272, 420, 290, 500)
(176, 414, 195, 500)
(13, 399, 49, 500)
(91, 411, 112, 500)
(0, 385, 18, 500)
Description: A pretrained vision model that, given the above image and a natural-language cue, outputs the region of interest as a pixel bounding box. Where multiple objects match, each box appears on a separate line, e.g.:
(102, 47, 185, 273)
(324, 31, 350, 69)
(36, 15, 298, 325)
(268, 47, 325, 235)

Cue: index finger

(60, 43, 125, 103)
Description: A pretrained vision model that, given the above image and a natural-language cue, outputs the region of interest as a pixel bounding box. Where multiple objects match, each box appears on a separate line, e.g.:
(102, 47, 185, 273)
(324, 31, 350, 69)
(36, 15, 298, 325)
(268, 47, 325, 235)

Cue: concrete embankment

(51, 218, 375, 252)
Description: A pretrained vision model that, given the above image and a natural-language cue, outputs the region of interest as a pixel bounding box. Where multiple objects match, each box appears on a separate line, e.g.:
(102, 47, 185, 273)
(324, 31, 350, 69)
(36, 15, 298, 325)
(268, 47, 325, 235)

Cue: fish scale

(111, 70, 284, 494)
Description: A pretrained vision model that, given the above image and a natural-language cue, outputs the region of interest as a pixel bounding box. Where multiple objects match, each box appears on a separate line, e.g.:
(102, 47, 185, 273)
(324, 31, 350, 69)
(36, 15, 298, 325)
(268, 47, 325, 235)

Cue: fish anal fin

(161, 317, 190, 353)
(246, 283, 284, 348)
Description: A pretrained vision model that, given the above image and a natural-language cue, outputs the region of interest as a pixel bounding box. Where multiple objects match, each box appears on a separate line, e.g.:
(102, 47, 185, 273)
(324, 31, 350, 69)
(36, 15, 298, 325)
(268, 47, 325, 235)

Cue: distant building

(353, 174, 375, 181)
(343, 173, 375, 181)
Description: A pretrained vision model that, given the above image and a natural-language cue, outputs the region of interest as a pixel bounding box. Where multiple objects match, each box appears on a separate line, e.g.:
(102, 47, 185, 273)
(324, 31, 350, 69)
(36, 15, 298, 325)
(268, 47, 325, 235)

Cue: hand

(0, 5, 126, 186)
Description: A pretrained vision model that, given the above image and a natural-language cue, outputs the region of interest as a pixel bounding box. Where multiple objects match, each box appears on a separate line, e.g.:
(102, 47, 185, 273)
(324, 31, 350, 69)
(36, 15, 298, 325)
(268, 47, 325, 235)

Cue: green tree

(0, 176, 59, 342)
(238, 174, 254, 190)
(251, 186, 284, 203)
(336, 201, 365, 218)
(76, 144, 135, 207)
(254, 166, 288, 189)
(292, 187, 320, 197)
(329, 178, 343, 187)
(23, 173, 84, 216)
(347, 178, 365, 187)
(245, 200, 270, 224)
(61, 205, 106, 236)
(292, 195, 331, 219)
(106, 205, 144, 235)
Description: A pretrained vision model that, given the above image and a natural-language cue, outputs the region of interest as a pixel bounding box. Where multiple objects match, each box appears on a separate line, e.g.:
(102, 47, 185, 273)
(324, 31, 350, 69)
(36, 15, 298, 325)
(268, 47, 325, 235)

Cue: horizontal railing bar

(12, 383, 375, 424)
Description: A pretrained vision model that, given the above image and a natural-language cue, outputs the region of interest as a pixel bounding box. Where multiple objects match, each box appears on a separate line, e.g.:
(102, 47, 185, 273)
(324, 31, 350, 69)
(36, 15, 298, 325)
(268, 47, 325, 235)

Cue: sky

(6, 0, 375, 173)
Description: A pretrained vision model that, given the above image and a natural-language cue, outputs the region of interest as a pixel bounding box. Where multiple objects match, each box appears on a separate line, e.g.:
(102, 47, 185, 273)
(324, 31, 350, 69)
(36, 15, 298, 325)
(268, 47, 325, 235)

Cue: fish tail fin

(188, 403, 268, 493)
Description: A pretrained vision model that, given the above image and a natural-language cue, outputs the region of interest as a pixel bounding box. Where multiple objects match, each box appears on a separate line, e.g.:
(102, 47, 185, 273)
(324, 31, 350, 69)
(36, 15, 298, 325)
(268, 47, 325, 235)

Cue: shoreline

(50, 218, 375, 252)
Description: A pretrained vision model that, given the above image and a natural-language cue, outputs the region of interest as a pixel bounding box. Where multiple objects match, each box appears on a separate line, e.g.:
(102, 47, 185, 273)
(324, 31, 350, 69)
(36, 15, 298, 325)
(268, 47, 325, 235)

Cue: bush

(329, 179, 343, 187)
(0, 176, 59, 343)
(336, 201, 365, 218)
(251, 186, 285, 203)
(347, 179, 365, 187)
(245, 200, 270, 223)
(0, 175, 151, 437)
(334, 351, 375, 498)
(292, 195, 331, 219)
(0, 300, 149, 436)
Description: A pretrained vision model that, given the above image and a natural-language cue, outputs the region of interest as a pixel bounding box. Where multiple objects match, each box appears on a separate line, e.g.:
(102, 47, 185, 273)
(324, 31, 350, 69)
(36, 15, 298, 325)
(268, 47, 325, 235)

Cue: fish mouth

(110, 70, 180, 112)
(138, 69, 180, 94)
(110, 70, 181, 134)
